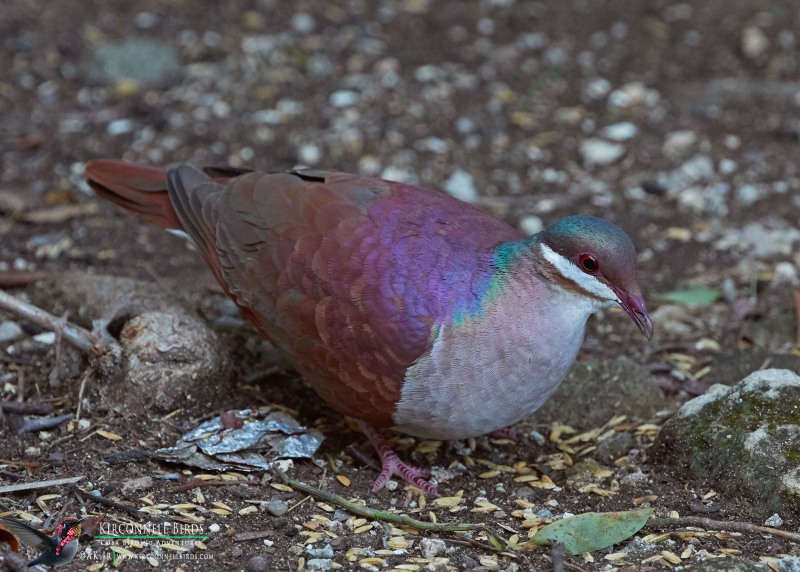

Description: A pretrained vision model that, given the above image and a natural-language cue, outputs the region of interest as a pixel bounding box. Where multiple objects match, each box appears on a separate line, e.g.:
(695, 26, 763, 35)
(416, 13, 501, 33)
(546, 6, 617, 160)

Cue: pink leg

(356, 421, 438, 495)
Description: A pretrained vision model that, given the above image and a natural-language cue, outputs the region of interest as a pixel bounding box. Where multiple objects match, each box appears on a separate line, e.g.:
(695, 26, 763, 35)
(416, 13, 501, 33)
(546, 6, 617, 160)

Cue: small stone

(601, 121, 638, 141)
(663, 130, 697, 158)
(419, 538, 447, 559)
(735, 184, 763, 205)
(246, 555, 270, 572)
(519, 215, 543, 235)
(208, 523, 221, 533)
(307, 544, 334, 559)
(298, 143, 322, 166)
(764, 513, 783, 527)
(0, 321, 23, 344)
(290, 13, 316, 34)
(32, 332, 56, 345)
(742, 26, 769, 60)
(443, 169, 478, 203)
(329, 90, 359, 107)
(265, 500, 288, 517)
(107, 119, 135, 136)
(306, 558, 332, 570)
(579, 138, 626, 166)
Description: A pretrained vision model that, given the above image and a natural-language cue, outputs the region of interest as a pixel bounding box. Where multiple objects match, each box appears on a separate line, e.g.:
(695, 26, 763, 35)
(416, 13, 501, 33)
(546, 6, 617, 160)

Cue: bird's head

(56, 517, 84, 542)
(537, 215, 653, 339)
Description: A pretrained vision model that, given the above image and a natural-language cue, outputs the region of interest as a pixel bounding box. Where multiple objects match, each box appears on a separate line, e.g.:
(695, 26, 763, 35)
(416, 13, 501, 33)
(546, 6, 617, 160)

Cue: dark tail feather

(85, 159, 183, 229)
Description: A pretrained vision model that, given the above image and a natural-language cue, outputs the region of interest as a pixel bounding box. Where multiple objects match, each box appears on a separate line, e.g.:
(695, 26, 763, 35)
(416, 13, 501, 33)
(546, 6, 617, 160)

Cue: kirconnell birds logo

(1, 515, 210, 567)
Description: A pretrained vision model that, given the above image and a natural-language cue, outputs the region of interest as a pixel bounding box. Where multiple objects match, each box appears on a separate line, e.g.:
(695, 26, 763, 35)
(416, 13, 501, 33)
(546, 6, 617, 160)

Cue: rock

(742, 26, 769, 60)
(265, 500, 289, 517)
(579, 138, 626, 166)
(443, 169, 478, 203)
(246, 555, 270, 572)
(663, 130, 697, 158)
(533, 357, 672, 429)
(419, 537, 447, 558)
(601, 122, 638, 141)
(652, 369, 800, 515)
(0, 320, 24, 344)
(83, 38, 180, 87)
(564, 458, 606, 490)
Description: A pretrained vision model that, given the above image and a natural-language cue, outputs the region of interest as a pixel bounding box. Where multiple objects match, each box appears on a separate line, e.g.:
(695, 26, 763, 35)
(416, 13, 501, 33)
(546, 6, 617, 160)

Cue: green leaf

(531, 508, 654, 555)
(657, 287, 720, 306)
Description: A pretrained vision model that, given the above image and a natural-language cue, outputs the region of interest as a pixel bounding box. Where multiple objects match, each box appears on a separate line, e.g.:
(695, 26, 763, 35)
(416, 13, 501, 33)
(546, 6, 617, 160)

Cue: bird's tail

(85, 159, 183, 229)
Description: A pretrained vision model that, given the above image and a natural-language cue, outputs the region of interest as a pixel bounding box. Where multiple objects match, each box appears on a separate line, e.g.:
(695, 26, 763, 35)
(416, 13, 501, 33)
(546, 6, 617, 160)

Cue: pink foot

(356, 421, 438, 495)
(489, 427, 519, 440)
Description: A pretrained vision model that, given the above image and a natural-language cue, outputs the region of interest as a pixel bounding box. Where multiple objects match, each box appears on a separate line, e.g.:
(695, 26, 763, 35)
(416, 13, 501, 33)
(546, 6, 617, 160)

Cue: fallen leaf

(531, 508, 654, 555)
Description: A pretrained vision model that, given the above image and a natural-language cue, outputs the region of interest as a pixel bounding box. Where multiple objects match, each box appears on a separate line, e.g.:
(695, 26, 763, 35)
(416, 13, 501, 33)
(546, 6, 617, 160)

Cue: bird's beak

(612, 287, 653, 339)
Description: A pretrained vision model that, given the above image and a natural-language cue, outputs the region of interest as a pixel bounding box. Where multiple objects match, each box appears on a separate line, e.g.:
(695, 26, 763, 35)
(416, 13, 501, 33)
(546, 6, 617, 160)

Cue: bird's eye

(579, 254, 599, 274)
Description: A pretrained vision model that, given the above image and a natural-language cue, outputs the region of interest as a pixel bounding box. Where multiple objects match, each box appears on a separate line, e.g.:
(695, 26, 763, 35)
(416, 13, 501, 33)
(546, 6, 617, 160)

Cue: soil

(1, 0, 799, 570)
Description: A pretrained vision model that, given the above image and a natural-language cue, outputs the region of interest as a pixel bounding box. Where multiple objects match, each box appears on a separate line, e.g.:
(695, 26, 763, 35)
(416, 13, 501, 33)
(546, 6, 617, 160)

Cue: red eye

(579, 254, 599, 274)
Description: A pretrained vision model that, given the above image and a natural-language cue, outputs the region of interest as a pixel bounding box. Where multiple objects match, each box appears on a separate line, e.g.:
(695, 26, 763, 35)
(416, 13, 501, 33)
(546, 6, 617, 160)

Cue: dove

(86, 160, 652, 493)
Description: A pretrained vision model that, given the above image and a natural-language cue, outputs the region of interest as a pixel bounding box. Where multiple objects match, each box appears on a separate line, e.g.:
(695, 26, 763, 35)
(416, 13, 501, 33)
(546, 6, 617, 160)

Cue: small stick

(0, 475, 85, 494)
(648, 516, 800, 542)
(0, 400, 54, 415)
(65, 483, 144, 521)
(0, 290, 102, 353)
(18, 413, 73, 433)
(0, 270, 47, 288)
(272, 468, 480, 533)
(167, 478, 259, 494)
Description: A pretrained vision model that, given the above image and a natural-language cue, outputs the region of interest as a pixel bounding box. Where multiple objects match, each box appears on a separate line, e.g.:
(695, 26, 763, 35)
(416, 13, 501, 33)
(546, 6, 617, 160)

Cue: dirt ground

(1, 0, 800, 570)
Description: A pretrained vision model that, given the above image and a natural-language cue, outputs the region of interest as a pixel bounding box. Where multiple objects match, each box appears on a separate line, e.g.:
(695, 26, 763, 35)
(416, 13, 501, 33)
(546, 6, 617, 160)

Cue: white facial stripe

(540, 243, 617, 302)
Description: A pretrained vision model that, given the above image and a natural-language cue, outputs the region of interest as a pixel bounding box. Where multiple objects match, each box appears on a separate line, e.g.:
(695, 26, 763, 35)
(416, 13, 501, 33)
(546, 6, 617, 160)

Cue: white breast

(393, 282, 609, 440)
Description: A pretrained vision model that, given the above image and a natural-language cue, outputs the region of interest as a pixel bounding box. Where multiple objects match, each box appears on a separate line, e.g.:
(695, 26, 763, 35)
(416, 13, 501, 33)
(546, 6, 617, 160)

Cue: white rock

(328, 90, 359, 107)
(298, 143, 322, 165)
(663, 130, 697, 158)
(0, 321, 23, 344)
(420, 538, 447, 558)
(443, 169, 478, 202)
(579, 138, 626, 166)
(290, 13, 316, 34)
(519, 215, 544, 235)
(742, 26, 769, 60)
(764, 513, 783, 527)
(601, 121, 638, 141)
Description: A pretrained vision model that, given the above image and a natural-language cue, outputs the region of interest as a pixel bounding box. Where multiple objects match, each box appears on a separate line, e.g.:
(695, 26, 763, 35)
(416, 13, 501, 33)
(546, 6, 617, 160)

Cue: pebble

(107, 118, 135, 136)
(663, 130, 697, 158)
(443, 169, 479, 202)
(290, 12, 316, 34)
(298, 143, 322, 165)
(735, 184, 763, 205)
(764, 513, 783, 527)
(519, 215, 544, 235)
(601, 121, 638, 141)
(32, 332, 56, 345)
(742, 26, 769, 60)
(208, 523, 221, 533)
(265, 499, 289, 517)
(420, 538, 447, 558)
(579, 138, 626, 166)
(329, 90, 359, 107)
(307, 545, 334, 559)
(0, 321, 23, 344)
(246, 555, 270, 572)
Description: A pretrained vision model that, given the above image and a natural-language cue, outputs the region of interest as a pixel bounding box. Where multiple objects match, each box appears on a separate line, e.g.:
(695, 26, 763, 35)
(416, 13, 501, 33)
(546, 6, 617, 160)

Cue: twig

(65, 483, 144, 521)
(18, 412, 74, 433)
(272, 468, 481, 533)
(0, 400, 54, 415)
(648, 516, 800, 542)
(0, 289, 103, 353)
(75, 368, 93, 421)
(0, 270, 47, 288)
(0, 475, 85, 494)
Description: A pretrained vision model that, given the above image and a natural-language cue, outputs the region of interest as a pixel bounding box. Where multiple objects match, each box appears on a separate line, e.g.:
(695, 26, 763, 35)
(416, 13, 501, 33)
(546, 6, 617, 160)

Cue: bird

(85, 160, 653, 494)
(0, 516, 84, 568)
